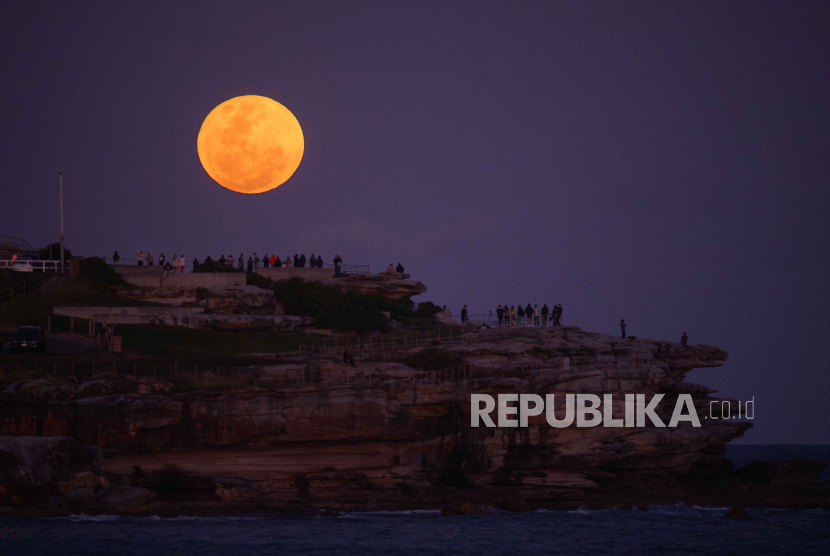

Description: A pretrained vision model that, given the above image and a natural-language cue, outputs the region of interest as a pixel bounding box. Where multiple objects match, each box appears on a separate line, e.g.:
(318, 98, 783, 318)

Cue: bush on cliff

(271, 279, 420, 332)
(404, 347, 465, 371)
(80, 257, 124, 285)
(38, 242, 72, 261)
(247, 272, 273, 289)
(414, 301, 442, 318)
(270, 279, 383, 332)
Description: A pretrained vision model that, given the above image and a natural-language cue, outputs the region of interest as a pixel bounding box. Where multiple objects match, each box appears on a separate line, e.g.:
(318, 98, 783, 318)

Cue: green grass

(116, 324, 325, 363)
(0, 271, 151, 329)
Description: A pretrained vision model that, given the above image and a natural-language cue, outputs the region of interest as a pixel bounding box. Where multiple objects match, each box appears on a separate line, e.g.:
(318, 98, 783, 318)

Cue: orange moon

(197, 95, 304, 194)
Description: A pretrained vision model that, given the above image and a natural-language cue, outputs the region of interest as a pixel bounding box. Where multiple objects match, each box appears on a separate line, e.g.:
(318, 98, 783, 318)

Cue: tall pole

(59, 171, 65, 274)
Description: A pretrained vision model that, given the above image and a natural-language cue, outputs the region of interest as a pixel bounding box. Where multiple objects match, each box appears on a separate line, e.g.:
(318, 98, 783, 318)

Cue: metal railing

(297, 326, 483, 360)
(103, 258, 371, 275)
(0, 352, 658, 391)
(0, 281, 25, 304)
(321, 263, 370, 275)
(0, 235, 36, 254)
(0, 260, 62, 272)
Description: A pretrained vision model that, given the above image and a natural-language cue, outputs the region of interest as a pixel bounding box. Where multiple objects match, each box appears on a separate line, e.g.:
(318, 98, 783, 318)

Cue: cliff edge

(0, 326, 825, 515)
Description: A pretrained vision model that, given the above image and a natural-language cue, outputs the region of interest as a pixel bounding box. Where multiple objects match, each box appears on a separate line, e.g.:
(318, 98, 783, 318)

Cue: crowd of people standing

(126, 250, 347, 277)
(129, 251, 187, 273)
(494, 303, 563, 327)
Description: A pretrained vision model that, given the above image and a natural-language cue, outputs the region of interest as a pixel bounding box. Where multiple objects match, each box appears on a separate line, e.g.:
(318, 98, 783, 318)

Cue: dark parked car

(11, 326, 45, 352)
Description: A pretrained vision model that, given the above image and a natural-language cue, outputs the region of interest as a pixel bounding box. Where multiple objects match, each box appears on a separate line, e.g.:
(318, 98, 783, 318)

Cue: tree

(38, 242, 71, 261)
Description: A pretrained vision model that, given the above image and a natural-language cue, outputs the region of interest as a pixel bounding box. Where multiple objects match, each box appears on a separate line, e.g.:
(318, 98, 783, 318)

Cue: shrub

(415, 301, 443, 318)
(270, 278, 443, 333)
(271, 280, 397, 332)
(79, 257, 123, 284)
(272, 278, 349, 316)
(247, 272, 273, 289)
(38, 242, 71, 261)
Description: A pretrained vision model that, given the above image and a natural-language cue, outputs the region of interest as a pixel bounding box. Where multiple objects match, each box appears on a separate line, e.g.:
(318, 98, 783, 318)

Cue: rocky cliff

(0, 327, 826, 515)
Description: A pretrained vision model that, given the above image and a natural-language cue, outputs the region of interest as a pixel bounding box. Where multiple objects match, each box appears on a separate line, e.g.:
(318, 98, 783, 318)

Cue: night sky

(2, 2, 828, 443)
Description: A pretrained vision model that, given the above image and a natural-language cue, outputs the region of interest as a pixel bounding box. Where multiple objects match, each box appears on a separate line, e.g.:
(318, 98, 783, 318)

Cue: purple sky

(2, 1, 829, 443)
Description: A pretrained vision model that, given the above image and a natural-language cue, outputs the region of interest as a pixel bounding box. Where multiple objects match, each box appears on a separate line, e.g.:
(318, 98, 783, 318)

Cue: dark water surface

(0, 445, 827, 556)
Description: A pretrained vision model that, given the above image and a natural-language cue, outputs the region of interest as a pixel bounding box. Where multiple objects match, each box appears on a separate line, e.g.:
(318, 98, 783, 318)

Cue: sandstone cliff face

(0, 327, 778, 514)
(119, 285, 282, 315)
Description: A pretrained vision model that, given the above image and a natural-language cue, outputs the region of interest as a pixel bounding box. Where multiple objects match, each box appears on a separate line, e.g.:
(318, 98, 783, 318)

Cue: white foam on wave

(51, 513, 264, 522)
(56, 514, 122, 522)
(337, 509, 441, 519)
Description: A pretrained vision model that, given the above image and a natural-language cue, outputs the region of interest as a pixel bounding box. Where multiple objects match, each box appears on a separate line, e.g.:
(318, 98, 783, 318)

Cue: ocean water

(0, 446, 827, 556)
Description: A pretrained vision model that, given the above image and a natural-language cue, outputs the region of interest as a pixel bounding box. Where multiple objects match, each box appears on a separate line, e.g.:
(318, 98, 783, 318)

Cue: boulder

(63, 487, 100, 509)
(441, 499, 492, 516)
(734, 460, 826, 488)
(215, 477, 257, 502)
(435, 309, 457, 327)
(0, 437, 102, 497)
(100, 485, 156, 511)
(72, 471, 99, 489)
(722, 506, 753, 519)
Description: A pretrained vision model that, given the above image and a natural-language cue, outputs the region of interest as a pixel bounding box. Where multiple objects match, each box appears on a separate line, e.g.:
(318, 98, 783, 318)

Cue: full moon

(197, 95, 304, 194)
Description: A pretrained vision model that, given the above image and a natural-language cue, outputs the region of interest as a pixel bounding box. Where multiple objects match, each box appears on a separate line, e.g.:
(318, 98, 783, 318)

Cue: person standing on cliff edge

(553, 304, 563, 326)
(681, 332, 688, 346)
(461, 305, 469, 325)
(496, 305, 504, 327)
(621, 319, 627, 338)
